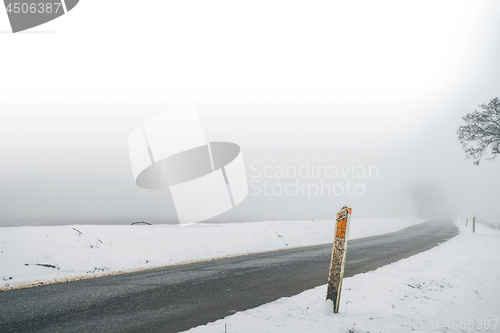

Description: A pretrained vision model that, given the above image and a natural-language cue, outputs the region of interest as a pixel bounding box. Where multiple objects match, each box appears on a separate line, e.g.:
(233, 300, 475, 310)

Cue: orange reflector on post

(326, 206, 352, 313)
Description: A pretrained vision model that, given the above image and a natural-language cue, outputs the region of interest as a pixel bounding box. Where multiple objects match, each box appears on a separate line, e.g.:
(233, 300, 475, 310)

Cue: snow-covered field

(184, 221, 500, 333)
(0, 217, 424, 291)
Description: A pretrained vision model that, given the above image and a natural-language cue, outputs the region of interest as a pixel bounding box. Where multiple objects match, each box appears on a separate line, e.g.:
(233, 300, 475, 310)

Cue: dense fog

(1, 1, 499, 226)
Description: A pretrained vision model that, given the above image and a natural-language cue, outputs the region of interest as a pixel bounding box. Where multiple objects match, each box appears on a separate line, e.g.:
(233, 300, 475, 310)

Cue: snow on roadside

(183, 221, 500, 333)
(0, 217, 424, 291)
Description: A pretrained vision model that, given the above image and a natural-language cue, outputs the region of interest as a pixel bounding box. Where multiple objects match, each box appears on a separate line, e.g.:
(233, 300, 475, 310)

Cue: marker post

(326, 206, 352, 313)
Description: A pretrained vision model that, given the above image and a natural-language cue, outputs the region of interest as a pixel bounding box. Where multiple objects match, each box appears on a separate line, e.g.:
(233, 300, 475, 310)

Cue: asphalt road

(0, 219, 457, 333)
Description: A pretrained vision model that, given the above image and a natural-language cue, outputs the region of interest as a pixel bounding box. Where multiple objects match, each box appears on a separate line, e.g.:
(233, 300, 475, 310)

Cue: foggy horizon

(1, 1, 499, 227)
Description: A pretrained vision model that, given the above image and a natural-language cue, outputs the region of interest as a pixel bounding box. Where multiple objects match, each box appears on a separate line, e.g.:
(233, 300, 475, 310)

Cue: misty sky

(1, 1, 500, 226)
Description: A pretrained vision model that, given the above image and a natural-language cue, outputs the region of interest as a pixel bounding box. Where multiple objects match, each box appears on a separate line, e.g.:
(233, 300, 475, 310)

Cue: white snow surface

(0, 217, 424, 290)
(184, 221, 500, 333)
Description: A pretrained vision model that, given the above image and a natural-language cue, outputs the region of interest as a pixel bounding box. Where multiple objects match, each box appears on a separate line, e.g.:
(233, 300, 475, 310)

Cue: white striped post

(326, 206, 352, 313)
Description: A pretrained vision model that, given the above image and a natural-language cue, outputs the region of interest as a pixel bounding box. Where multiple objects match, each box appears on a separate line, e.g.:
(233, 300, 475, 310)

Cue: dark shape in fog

(407, 182, 445, 219)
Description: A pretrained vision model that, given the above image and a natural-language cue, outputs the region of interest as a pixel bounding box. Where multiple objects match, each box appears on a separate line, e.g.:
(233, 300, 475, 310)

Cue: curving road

(0, 219, 457, 333)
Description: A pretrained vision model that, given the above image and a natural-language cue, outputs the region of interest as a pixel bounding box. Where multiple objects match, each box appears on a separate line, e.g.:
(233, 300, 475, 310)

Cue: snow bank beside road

(0, 217, 424, 291)
(185, 221, 500, 333)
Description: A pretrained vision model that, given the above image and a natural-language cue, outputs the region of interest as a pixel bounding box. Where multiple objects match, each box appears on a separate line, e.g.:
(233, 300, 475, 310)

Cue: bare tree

(457, 97, 500, 165)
